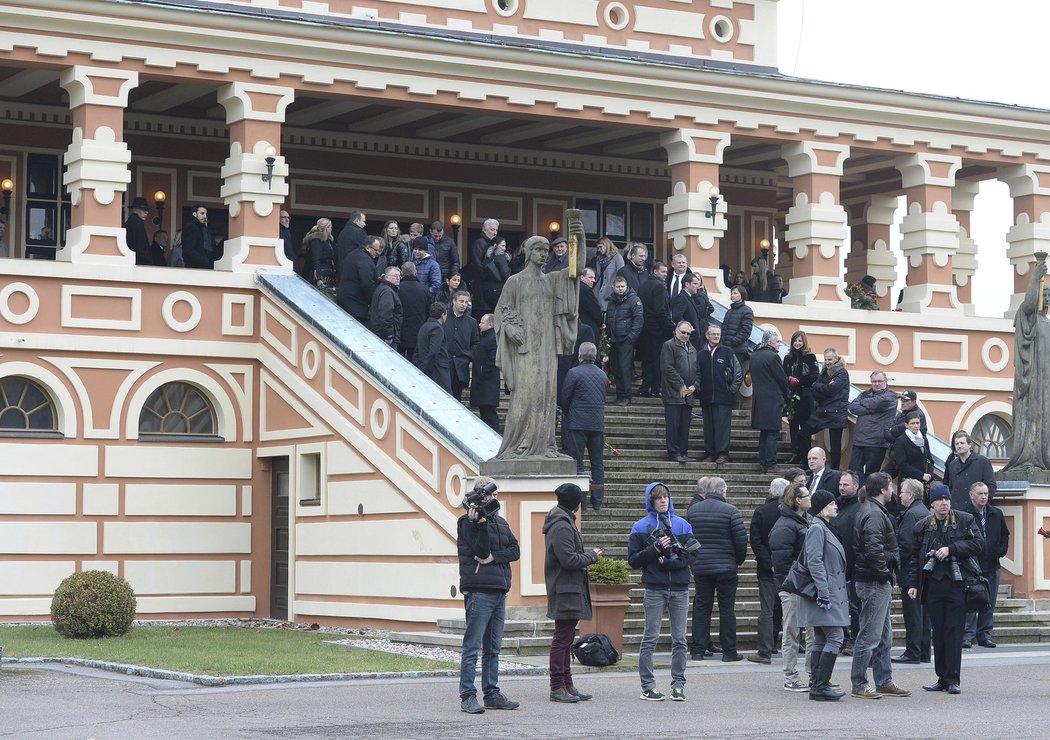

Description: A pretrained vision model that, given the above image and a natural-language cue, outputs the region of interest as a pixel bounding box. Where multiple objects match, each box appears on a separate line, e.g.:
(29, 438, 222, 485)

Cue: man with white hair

(893, 479, 932, 664)
(748, 477, 790, 664)
(750, 328, 790, 473)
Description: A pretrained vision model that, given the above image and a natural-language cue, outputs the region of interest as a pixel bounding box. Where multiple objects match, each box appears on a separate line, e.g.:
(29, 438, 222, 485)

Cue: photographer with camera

(907, 484, 984, 695)
(457, 478, 521, 714)
(628, 482, 700, 701)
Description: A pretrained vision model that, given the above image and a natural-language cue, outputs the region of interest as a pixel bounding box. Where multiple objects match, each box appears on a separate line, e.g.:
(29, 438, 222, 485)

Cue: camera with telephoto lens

(463, 481, 501, 519)
(647, 515, 701, 562)
(922, 549, 964, 582)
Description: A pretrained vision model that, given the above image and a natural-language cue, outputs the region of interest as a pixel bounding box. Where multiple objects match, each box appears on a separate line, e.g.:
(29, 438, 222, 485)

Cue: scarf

(906, 429, 925, 448)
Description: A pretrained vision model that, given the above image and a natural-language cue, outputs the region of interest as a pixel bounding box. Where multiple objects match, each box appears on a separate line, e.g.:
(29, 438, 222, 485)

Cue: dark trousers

(926, 576, 966, 683)
(849, 445, 888, 482)
(756, 574, 777, 656)
(639, 333, 663, 393)
(847, 580, 860, 642)
(964, 568, 1001, 643)
(758, 429, 779, 468)
(691, 572, 739, 655)
(807, 425, 844, 470)
(549, 618, 578, 690)
(901, 589, 932, 660)
(570, 429, 605, 487)
(664, 404, 692, 458)
(478, 405, 500, 433)
(451, 376, 468, 403)
(610, 341, 635, 401)
(701, 403, 732, 457)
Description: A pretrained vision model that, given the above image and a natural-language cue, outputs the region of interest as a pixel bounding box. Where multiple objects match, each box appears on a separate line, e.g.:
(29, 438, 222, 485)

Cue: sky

(775, 0, 1049, 317)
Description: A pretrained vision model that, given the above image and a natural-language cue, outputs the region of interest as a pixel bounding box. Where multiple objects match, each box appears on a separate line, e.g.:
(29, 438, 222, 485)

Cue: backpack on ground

(571, 633, 620, 667)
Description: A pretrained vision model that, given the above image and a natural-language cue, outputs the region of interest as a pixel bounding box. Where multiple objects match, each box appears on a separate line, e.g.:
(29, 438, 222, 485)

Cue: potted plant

(578, 557, 633, 655)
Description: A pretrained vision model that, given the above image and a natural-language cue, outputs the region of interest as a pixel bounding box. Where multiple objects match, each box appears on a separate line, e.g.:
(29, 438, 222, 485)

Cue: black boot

(809, 651, 845, 701)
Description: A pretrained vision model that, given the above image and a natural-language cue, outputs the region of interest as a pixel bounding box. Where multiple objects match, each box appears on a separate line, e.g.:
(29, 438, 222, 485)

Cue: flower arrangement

(845, 282, 879, 310)
(598, 327, 614, 383)
(604, 439, 621, 457)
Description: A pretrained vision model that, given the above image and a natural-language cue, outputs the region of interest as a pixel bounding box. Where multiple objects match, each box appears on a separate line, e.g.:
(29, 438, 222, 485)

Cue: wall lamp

(758, 238, 770, 259)
(450, 213, 462, 240)
(1, 178, 12, 216)
(262, 146, 277, 189)
(549, 220, 561, 240)
(153, 190, 166, 226)
(704, 186, 720, 221)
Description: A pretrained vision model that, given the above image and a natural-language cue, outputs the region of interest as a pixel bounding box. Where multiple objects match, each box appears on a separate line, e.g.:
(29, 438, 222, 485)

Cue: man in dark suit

(444, 290, 480, 403)
(415, 303, 451, 392)
(893, 478, 932, 664)
(959, 481, 1009, 648)
(806, 447, 841, 495)
(470, 313, 501, 432)
(578, 268, 604, 342)
(336, 234, 381, 323)
(665, 252, 694, 300)
(671, 273, 704, 351)
(637, 261, 673, 397)
(397, 261, 431, 361)
(616, 242, 648, 293)
(335, 209, 367, 272)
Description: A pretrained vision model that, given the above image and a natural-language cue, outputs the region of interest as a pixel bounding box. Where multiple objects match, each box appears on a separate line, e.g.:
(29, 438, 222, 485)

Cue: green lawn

(0, 626, 457, 676)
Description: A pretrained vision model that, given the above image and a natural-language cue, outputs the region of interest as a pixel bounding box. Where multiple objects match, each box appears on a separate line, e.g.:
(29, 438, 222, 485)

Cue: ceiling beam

(0, 69, 57, 98)
(352, 108, 436, 134)
(543, 127, 636, 150)
(287, 100, 369, 126)
(414, 115, 508, 140)
(133, 85, 215, 113)
(480, 121, 575, 145)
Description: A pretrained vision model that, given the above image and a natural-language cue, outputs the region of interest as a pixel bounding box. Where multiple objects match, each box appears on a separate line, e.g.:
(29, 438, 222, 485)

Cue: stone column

(216, 82, 295, 273)
(58, 66, 138, 265)
(660, 129, 732, 301)
(781, 141, 850, 306)
(894, 153, 963, 313)
(999, 164, 1050, 318)
(952, 180, 981, 313)
(844, 195, 898, 311)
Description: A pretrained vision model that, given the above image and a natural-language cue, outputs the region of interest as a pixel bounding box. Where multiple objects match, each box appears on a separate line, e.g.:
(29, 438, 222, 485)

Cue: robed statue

(1004, 258, 1050, 473)
(491, 213, 586, 461)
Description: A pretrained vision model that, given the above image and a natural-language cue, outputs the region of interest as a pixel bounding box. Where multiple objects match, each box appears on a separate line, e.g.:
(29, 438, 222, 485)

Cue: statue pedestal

(993, 469, 1050, 598)
(479, 456, 577, 477)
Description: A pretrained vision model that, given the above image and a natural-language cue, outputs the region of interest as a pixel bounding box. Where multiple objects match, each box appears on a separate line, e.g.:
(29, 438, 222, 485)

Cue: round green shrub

(51, 570, 137, 639)
(588, 556, 631, 584)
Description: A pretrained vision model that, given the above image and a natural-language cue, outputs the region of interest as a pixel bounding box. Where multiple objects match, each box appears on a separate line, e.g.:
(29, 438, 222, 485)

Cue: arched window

(138, 381, 218, 438)
(972, 413, 1011, 460)
(0, 375, 59, 436)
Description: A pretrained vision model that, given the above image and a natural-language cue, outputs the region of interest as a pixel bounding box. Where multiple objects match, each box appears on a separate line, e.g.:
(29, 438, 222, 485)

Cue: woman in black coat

(784, 330, 819, 464)
(885, 411, 933, 486)
(303, 218, 336, 290)
(721, 286, 754, 387)
(807, 348, 850, 469)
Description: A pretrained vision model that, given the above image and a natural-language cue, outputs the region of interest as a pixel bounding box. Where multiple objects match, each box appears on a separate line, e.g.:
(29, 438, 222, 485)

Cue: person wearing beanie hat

(410, 236, 442, 297)
(908, 480, 985, 695)
(796, 487, 847, 700)
(543, 483, 602, 703)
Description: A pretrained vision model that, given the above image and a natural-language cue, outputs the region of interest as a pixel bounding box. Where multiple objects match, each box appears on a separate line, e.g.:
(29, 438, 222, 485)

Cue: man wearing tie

(959, 482, 1009, 649)
(666, 253, 693, 300)
(806, 447, 841, 496)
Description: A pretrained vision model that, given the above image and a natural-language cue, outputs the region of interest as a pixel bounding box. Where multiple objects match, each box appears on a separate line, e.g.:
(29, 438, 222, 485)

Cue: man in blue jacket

(560, 342, 608, 510)
(628, 482, 698, 702)
(696, 325, 742, 464)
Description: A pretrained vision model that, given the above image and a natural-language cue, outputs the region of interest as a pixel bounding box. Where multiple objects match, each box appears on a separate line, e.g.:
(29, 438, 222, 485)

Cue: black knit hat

(555, 482, 583, 512)
(810, 489, 836, 518)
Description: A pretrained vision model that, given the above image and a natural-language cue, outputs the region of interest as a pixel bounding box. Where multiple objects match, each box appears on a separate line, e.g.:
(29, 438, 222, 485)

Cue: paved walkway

(3, 645, 1050, 738)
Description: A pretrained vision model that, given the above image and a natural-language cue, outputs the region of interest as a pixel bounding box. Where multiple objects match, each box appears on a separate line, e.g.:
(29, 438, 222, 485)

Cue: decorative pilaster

(58, 66, 139, 265)
(999, 164, 1050, 318)
(217, 82, 295, 273)
(952, 180, 981, 313)
(660, 129, 731, 300)
(894, 153, 963, 313)
(844, 195, 898, 310)
(781, 141, 850, 306)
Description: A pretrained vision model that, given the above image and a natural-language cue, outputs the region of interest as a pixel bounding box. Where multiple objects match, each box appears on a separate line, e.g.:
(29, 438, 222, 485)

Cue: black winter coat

(769, 504, 810, 587)
(749, 345, 788, 430)
(670, 292, 703, 351)
(444, 312, 479, 385)
(852, 497, 900, 584)
(429, 235, 460, 280)
(123, 214, 153, 265)
(458, 512, 519, 593)
(810, 361, 850, 430)
(829, 494, 861, 577)
(336, 248, 379, 322)
(944, 452, 997, 507)
(397, 276, 430, 352)
(579, 283, 603, 342)
(720, 301, 754, 356)
(696, 344, 741, 406)
(639, 273, 673, 336)
(543, 505, 599, 620)
(334, 222, 367, 271)
(605, 288, 643, 344)
(896, 499, 930, 590)
(749, 495, 782, 578)
(181, 218, 221, 269)
(957, 502, 1010, 573)
(560, 360, 607, 432)
(366, 280, 402, 346)
(910, 510, 985, 604)
(308, 237, 337, 286)
(885, 407, 928, 443)
(469, 328, 500, 407)
(616, 261, 648, 293)
(885, 434, 932, 482)
(414, 319, 451, 392)
(685, 492, 747, 576)
(783, 351, 818, 422)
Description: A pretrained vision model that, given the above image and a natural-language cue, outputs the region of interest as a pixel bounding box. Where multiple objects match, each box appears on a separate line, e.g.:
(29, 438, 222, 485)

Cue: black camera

(922, 549, 938, 574)
(464, 482, 500, 519)
(647, 516, 700, 562)
(922, 550, 963, 582)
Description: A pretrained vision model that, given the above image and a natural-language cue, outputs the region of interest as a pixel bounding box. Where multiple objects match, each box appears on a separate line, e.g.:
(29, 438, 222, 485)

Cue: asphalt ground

(3, 644, 1050, 739)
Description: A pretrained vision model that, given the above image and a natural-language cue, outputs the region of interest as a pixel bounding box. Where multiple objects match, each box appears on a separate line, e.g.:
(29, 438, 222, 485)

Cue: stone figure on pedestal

(1004, 258, 1050, 473)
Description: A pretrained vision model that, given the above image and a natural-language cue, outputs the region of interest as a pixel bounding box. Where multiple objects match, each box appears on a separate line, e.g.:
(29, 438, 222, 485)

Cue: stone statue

(490, 229, 585, 462)
(1004, 258, 1050, 473)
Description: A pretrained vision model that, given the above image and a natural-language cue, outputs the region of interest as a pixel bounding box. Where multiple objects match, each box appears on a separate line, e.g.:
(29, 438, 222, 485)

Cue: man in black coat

(123, 196, 153, 265)
(578, 268, 603, 342)
(560, 341, 608, 510)
(806, 447, 841, 496)
(543, 236, 569, 274)
(280, 209, 295, 263)
(557, 321, 595, 453)
(686, 476, 748, 661)
(959, 481, 1009, 648)
(470, 314, 501, 433)
(671, 274, 704, 351)
(427, 220, 460, 281)
(397, 261, 431, 360)
(696, 325, 742, 464)
(893, 478, 932, 664)
(334, 209, 367, 272)
(748, 477, 789, 663)
(830, 470, 863, 652)
(637, 262, 673, 397)
(604, 276, 643, 406)
(944, 431, 997, 507)
(616, 242, 649, 293)
(181, 204, 221, 269)
(336, 235, 381, 323)
(750, 329, 789, 473)
(366, 266, 403, 349)
(445, 290, 480, 403)
(415, 303, 451, 392)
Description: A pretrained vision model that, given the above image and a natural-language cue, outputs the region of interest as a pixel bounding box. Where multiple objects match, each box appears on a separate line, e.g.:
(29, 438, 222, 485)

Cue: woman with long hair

(784, 330, 819, 464)
(380, 219, 410, 271)
(303, 217, 336, 290)
(586, 236, 624, 311)
(437, 271, 464, 307)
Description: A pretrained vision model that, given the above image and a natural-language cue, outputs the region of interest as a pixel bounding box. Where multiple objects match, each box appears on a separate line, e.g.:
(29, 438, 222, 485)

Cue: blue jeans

(639, 588, 688, 691)
(851, 580, 893, 690)
(459, 591, 506, 699)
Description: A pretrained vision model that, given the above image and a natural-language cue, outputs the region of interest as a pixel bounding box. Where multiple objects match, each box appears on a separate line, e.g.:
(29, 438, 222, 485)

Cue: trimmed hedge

(51, 570, 137, 639)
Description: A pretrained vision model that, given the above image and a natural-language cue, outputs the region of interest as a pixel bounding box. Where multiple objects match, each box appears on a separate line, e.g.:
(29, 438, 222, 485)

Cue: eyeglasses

(797, 492, 811, 498)
(678, 330, 693, 335)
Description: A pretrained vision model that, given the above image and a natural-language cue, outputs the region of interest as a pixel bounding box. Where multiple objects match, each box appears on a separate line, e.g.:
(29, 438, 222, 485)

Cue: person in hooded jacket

(628, 482, 699, 702)
(807, 347, 851, 470)
(543, 483, 602, 704)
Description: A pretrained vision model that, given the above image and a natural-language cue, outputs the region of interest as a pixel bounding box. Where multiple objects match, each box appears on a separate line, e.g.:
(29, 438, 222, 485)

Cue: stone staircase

(391, 393, 1050, 655)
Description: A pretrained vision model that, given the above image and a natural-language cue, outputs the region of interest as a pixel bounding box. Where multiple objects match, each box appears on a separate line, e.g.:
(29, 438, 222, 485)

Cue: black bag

(781, 557, 818, 599)
(572, 633, 620, 667)
(964, 575, 991, 612)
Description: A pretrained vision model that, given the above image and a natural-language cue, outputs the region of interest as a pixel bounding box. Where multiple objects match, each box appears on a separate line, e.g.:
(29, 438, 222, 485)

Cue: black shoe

(689, 652, 705, 661)
(484, 692, 520, 710)
(920, 657, 931, 663)
(922, 680, 948, 692)
(461, 696, 486, 713)
(978, 640, 997, 648)
(721, 652, 743, 662)
(947, 683, 961, 694)
(961, 640, 971, 649)
(550, 688, 580, 703)
(891, 654, 920, 664)
(566, 686, 592, 701)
